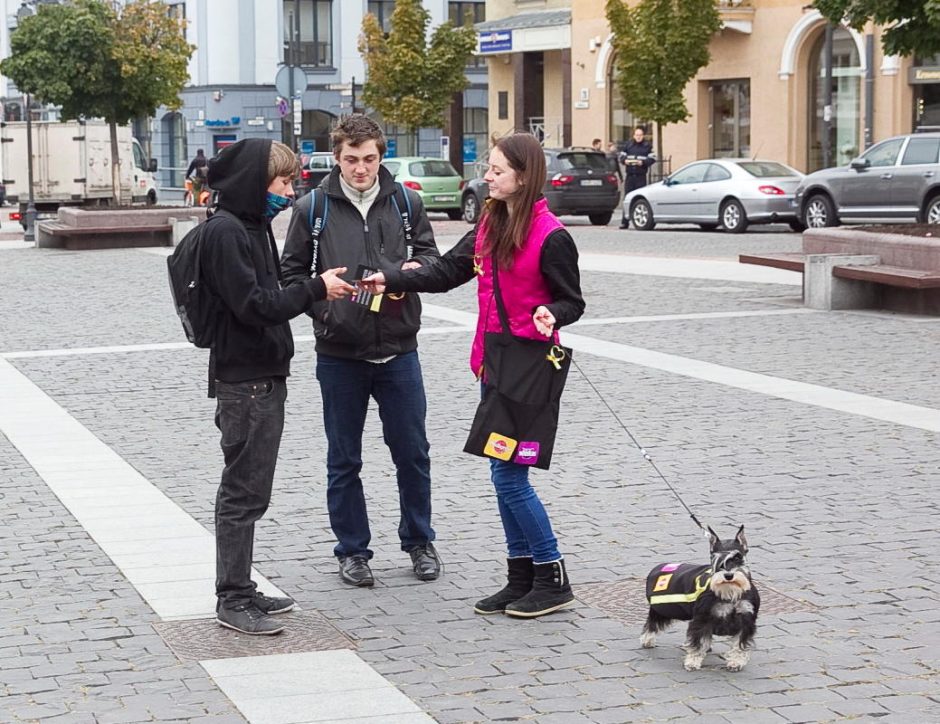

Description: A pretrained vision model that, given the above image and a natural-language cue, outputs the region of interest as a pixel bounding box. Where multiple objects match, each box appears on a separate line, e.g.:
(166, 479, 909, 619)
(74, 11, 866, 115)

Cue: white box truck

(0, 119, 158, 219)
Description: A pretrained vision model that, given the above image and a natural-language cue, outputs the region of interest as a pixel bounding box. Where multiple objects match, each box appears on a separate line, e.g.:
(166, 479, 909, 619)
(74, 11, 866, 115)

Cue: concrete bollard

(169, 217, 198, 246)
(805, 254, 880, 311)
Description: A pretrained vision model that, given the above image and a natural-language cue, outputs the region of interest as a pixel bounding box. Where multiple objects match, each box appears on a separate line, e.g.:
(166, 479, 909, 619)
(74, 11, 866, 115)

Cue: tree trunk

(109, 120, 123, 206)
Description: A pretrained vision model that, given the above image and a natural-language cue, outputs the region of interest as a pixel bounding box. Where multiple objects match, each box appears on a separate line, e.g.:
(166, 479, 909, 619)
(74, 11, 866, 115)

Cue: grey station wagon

(794, 132, 940, 228)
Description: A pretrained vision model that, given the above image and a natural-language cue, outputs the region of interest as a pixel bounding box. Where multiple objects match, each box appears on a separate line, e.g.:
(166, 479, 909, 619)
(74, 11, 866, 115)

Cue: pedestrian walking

(281, 115, 443, 588)
(360, 132, 585, 618)
(619, 126, 656, 228)
(186, 149, 209, 198)
(201, 139, 354, 635)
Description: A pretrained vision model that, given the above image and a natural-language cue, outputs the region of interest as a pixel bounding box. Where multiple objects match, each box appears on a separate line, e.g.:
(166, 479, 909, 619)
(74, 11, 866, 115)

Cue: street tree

(605, 0, 721, 162)
(1, 0, 193, 205)
(814, 0, 940, 57)
(359, 0, 477, 147)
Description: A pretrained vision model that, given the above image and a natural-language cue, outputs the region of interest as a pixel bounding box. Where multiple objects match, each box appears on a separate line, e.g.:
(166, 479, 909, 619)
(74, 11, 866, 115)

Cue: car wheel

(698, 223, 719, 231)
(588, 211, 613, 226)
(720, 199, 748, 234)
(922, 195, 940, 224)
(630, 199, 655, 230)
(147, 190, 157, 206)
(803, 194, 838, 228)
(789, 219, 807, 233)
(462, 193, 480, 224)
(446, 208, 463, 221)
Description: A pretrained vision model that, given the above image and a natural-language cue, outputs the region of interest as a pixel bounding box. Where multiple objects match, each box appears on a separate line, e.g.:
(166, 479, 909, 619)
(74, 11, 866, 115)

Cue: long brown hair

(481, 133, 546, 268)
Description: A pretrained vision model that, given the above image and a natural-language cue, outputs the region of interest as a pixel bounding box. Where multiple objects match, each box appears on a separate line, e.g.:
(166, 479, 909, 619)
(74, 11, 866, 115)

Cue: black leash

(569, 356, 710, 537)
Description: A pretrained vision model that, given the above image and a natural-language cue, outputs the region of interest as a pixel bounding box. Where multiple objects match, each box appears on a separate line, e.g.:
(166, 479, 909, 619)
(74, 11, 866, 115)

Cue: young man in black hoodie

(202, 138, 354, 635)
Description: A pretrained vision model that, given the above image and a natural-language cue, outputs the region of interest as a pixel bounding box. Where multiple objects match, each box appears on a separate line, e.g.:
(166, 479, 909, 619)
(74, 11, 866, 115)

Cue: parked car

(794, 132, 940, 228)
(623, 158, 805, 233)
(295, 151, 336, 196)
(381, 157, 464, 220)
(460, 147, 620, 225)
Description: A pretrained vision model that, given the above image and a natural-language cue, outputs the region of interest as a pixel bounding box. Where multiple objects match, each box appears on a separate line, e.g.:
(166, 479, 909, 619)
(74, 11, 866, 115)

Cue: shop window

(710, 79, 750, 158)
(462, 106, 487, 166)
(807, 27, 860, 171)
(284, 0, 332, 67)
(449, 2, 485, 68)
(162, 111, 187, 188)
(607, 54, 639, 147)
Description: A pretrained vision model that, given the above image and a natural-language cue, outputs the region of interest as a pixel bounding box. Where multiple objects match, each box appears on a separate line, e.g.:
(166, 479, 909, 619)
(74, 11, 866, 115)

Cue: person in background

(360, 132, 585, 619)
(619, 127, 656, 229)
(186, 148, 209, 198)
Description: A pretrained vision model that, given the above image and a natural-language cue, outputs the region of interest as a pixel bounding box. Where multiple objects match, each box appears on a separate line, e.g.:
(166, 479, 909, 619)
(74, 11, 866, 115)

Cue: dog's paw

(683, 654, 704, 671)
(724, 651, 750, 672)
(640, 632, 656, 649)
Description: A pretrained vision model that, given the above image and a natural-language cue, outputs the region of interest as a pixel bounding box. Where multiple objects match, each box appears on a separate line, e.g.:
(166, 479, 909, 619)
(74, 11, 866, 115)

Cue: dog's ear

(735, 525, 748, 553)
(707, 526, 720, 551)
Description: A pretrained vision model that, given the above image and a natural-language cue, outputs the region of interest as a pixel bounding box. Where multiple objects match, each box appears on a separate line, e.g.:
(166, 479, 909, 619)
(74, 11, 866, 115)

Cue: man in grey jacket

(281, 115, 441, 588)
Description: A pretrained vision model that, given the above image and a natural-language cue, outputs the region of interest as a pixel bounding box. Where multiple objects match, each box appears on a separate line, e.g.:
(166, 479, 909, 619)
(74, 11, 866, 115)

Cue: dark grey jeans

(213, 376, 287, 608)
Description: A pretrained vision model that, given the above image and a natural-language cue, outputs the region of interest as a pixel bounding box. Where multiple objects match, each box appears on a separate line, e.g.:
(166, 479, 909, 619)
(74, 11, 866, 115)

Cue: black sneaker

(409, 542, 441, 582)
(338, 555, 375, 587)
(216, 601, 285, 635)
(251, 592, 295, 615)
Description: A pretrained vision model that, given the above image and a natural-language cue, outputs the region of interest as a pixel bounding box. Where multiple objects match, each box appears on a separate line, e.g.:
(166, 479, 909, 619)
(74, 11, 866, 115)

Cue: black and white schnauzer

(640, 525, 759, 671)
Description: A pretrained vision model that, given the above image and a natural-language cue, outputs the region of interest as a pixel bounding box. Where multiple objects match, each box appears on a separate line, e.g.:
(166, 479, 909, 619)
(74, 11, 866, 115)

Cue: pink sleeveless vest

(470, 198, 564, 376)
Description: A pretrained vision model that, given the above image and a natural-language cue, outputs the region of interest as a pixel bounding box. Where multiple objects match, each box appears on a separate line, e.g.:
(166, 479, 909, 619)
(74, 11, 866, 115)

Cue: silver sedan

(623, 159, 805, 233)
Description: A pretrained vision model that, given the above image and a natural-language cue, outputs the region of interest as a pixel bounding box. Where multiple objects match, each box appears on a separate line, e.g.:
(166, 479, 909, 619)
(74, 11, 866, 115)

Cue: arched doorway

(283, 108, 336, 153)
(162, 111, 187, 188)
(807, 26, 861, 171)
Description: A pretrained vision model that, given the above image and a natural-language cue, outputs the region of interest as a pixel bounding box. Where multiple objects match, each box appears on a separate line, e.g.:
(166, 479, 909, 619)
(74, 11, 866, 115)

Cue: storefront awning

(475, 9, 571, 55)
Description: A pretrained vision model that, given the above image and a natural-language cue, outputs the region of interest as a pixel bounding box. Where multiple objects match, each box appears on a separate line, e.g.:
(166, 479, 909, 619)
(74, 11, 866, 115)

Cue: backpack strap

(390, 182, 414, 259)
(307, 188, 329, 277)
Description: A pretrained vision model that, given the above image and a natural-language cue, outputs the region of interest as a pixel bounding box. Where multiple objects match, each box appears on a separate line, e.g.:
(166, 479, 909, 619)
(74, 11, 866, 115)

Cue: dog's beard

(710, 571, 751, 602)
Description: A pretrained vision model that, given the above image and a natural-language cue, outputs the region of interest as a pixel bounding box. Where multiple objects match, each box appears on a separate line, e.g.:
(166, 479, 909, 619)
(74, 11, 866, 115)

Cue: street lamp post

(23, 93, 37, 243)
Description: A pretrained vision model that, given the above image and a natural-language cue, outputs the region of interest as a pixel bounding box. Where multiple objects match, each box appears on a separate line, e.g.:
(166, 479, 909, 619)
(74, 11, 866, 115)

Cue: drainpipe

(822, 23, 833, 168)
(864, 33, 874, 149)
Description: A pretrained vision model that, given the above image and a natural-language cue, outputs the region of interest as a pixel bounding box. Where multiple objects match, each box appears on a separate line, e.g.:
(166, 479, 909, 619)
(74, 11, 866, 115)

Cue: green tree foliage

(605, 0, 721, 160)
(1, 0, 193, 204)
(814, 0, 940, 57)
(359, 0, 477, 135)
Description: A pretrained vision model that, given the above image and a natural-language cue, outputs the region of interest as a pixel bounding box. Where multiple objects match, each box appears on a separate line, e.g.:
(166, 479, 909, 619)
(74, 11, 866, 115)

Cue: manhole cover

(577, 578, 817, 625)
(153, 610, 356, 662)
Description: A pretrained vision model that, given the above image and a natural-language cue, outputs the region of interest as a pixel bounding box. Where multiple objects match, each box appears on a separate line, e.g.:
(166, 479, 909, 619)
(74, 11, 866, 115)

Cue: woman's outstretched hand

(533, 305, 556, 336)
(359, 271, 387, 294)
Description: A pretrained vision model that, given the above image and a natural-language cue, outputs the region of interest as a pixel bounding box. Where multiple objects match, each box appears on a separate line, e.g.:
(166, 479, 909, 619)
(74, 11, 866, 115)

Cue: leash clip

(546, 345, 566, 370)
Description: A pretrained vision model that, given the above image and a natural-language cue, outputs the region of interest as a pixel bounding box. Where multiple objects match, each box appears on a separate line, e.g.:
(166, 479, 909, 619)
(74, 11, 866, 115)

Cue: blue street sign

(463, 137, 477, 163)
(479, 30, 512, 54)
(386, 138, 397, 158)
(300, 140, 314, 154)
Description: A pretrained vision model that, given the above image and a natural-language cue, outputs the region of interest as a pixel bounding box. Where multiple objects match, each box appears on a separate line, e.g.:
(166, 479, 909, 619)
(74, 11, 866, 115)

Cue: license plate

(581, 179, 602, 186)
(432, 195, 455, 202)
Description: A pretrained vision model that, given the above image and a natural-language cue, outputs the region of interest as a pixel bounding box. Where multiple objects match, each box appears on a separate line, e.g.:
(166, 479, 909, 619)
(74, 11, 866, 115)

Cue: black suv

(461, 147, 620, 225)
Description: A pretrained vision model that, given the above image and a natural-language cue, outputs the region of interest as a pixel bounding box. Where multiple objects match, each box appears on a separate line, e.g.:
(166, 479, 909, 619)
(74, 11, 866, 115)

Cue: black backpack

(166, 211, 237, 348)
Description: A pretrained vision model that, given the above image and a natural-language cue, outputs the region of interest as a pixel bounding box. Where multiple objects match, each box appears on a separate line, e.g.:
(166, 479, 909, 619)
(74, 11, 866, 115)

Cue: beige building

(478, 0, 940, 174)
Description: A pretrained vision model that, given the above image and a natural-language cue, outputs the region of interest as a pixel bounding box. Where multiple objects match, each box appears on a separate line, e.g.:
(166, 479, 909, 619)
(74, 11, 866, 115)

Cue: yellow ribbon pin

(473, 254, 484, 276)
(546, 345, 566, 370)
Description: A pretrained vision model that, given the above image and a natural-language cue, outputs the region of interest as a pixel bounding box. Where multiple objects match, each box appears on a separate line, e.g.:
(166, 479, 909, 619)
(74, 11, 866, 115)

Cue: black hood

(208, 138, 270, 221)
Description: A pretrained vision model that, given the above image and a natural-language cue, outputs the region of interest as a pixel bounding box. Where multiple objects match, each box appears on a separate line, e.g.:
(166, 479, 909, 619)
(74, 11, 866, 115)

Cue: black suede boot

(473, 557, 534, 615)
(504, 559, 575, 618)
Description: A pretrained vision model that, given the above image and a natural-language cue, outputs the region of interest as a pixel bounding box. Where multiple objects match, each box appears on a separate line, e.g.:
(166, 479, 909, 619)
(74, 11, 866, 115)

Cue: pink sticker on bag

(661, 563, 680, 572)
(513, 441, 540, 465)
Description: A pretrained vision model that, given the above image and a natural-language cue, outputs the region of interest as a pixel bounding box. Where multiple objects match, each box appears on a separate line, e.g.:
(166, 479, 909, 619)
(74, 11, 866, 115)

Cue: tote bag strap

(490, 257, 514, 338)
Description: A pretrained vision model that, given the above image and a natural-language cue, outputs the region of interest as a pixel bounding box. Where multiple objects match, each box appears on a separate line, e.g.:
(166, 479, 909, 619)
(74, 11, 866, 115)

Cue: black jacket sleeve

(203, 218, 326, 326)
(280, 192, 316, 288)
(384, 228, 476, 292)
(539, 228, 585, 328)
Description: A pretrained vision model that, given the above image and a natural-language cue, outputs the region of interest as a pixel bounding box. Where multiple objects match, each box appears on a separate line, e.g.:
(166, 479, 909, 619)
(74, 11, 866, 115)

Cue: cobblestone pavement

(1, 216, 938, 723)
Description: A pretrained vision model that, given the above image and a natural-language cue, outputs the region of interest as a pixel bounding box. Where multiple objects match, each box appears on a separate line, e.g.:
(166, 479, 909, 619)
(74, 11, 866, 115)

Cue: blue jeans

(489, 458, 561, 563)
(213, 377, 287, 607)
(316, 351, 434, 558)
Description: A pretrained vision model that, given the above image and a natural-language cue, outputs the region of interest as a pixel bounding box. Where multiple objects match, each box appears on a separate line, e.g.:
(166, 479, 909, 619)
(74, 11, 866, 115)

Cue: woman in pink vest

(361, 133, 585, 618)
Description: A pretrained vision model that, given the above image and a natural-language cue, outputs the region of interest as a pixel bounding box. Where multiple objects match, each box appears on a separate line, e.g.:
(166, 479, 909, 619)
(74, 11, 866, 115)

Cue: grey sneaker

(217, 601, 285, 635)
(251, 592, 295, 615)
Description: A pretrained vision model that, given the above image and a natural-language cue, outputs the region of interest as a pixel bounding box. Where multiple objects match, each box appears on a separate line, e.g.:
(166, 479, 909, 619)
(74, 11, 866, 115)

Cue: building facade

(1, 0, 488, 192)
(480, 0, 940, 174)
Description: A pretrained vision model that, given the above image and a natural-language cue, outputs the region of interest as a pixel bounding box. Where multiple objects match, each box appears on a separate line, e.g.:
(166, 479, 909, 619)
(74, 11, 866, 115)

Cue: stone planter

(37, 206, 208, 250)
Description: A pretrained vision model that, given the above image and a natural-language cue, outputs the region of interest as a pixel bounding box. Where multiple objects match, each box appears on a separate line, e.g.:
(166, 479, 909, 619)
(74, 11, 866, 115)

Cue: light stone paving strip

(0, 354, 438, 723)
(202, 650, 436, 724)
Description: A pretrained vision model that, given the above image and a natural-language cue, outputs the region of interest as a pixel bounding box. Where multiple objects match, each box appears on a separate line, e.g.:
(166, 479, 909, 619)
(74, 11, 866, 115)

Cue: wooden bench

(740, 253, 940, 289)
(37, 220, 172, 250)
(739, 253, 806, 273)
